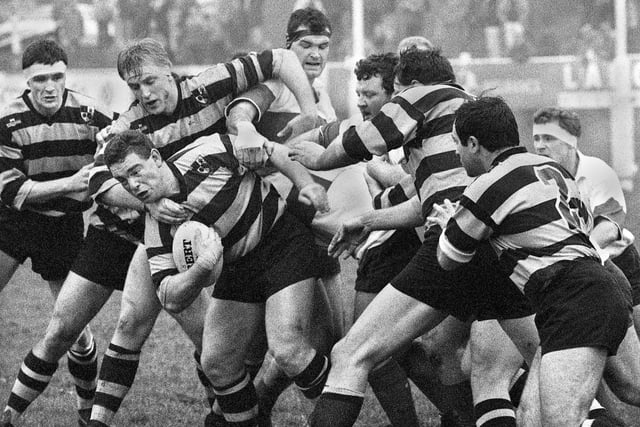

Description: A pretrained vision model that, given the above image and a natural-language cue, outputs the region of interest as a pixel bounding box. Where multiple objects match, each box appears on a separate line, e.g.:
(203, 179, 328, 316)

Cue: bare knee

(201, 347, 244, 386)
(40, 314, 80, 359)
(269, 325, 313, 376)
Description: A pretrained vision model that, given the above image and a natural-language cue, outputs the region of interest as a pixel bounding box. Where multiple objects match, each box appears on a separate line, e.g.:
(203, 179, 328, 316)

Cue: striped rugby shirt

(439, 146, 598, 293)
(145, 135, 286, 287)
(339, 83, 475, 223)
(89, 50, 285, 242)
(0, 89, 113, 218)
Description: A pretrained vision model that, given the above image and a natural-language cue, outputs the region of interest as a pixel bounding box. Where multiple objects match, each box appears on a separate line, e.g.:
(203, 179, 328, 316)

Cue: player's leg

(602, 325, 640, 406)
(309, 283, 449, 427)
(89, 244, 162, 426)
(200, 297, 263, 426)
(0, 249, 20, 293)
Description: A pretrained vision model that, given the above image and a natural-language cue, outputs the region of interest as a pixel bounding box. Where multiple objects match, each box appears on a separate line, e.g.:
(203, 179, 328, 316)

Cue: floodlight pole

(611, 0, 636, 190)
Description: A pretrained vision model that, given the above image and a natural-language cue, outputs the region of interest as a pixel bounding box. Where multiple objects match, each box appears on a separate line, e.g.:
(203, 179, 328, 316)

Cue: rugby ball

(172, 221, 223, 285)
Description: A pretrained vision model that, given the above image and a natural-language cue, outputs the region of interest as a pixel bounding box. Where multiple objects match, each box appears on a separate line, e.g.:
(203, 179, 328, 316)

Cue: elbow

(163, 300, 188, 314)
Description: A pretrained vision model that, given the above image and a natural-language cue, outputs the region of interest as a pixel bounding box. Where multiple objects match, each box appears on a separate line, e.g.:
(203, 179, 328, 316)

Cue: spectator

(94, 0, 114, 49)
(497, 0, 529, 54)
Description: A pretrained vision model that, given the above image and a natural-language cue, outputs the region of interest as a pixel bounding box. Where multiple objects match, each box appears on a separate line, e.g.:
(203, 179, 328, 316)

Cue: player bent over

(0, 39, 114, 427)
(102, 130, 331, 426)
(436, 97, 631, 426)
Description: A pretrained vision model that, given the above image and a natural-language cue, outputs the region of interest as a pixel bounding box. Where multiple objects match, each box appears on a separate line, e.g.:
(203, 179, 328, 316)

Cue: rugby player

(102, 129, 330, 426)
(84, 38, 319, 427)
(437, 96, 631, 426)
(0, 39, 114, 427)
(289, 48, 535, 427)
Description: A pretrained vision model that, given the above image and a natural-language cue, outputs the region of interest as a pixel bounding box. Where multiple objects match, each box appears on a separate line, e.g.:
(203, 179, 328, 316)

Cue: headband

(286, 27, 332, 48)
(23, 61, 67, 82)
(532, 122, 578, 148)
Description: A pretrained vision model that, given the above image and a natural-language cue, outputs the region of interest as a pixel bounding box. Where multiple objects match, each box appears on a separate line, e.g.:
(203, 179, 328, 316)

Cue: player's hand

(233, 121, 271, 169)
(298, 183, 329, 214)
(146, 198, 189, 224)
(193, 228, 223, 272)
(328, 216, 370, 259)
(426, 198, 459, 229)
(287, 140, 325, 170)
(66, 163, 93, 193)
(277, 113, 317, 140)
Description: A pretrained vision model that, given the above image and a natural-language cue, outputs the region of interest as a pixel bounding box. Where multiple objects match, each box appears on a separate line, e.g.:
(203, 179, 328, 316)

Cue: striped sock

(67, 337, 98, 412)
(213, 372, 259, 426)
(5, 350, 58, 419)
(508, 368, 528, 407)
(90, 343, 140, 425)
(474, 398, 516, 427)
(293, 352, 330, 399)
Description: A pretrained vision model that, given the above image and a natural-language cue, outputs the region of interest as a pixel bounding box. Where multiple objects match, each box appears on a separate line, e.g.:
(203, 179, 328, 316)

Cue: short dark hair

(532, 107, 581, 138)
(454, 97, 519, 152)
(22, 39, 68, 69)
(354, 53, 399, 96)
(394, 47, 455, 86)
(104, 130, 155, 168)
(117, 38, 172, 80)
(287, 7, 332, 38)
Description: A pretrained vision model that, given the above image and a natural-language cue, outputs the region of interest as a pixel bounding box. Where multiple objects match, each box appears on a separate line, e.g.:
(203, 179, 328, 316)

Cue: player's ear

(150, 148, 163, 165)
(467, 136, 480, 152)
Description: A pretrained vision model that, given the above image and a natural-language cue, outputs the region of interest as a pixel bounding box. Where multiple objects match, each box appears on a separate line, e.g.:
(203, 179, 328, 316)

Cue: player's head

(286, 7, 332, 80)
(354, 52, 398, 120)
(22, 39, 68, 117)
(532, 107, 580, 168)
(117, 38, 178, 116)
(397, 36, 433, 55)
(105, 130, 168, 203)
(393, 47, 455, 93)
(453, 97, 519, 176)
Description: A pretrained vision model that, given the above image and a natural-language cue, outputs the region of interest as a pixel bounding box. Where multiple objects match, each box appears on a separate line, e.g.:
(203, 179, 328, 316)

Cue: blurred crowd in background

(1, 0, 639, 70)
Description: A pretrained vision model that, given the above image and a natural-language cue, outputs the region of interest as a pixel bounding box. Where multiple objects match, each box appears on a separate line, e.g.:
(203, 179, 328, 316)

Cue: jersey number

(534, 165, 591, 232)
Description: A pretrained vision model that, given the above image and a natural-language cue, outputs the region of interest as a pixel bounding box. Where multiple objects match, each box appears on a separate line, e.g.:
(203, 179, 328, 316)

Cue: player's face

(356, 75, 391, 120)
(110, 151, 165, 203)
(27, 70, 66, 117)
(452, 124, 482, 177)
(124, 63, 177, 116)
(290, 34, 330, 80)
(533, 128, 574, 169)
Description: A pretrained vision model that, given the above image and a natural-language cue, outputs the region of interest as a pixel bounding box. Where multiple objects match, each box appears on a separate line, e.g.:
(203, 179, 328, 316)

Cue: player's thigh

(114, 244, 161, 342)
(202, 297, 263, 383)
(517, 347, 542, 427)
(0, 249, 20, 292)
(498, 314, 539, 366)
(265, 277, 316, 347)
(353, 290, 377, 320)
(603, 325, 640, 404)
(539, 346, 607, 427)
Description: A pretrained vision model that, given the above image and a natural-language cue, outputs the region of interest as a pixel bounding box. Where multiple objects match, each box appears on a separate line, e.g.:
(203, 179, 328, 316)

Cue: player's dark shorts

(213, 212, 324, 303)
(70, 225, 138, 291)
(390, 226, 533, 321)
(0, 210, 84, 281)
(611, 244, 640, 306)
(526, 257, 632, 356)
(356, 228, 421, 293)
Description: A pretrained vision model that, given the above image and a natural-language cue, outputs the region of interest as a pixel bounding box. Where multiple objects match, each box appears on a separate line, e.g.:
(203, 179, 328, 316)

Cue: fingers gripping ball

(172, 221, 224, 286)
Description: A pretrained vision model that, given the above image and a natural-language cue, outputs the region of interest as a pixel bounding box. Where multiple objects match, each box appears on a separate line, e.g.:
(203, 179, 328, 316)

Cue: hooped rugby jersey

(439, 147, 599, 293)
(574, 150, 635, 258)
(0, 89, 114, 218)
(89, 50, 284, 242)
(145, 134, 286, 288)
(339, 83, 475, 223)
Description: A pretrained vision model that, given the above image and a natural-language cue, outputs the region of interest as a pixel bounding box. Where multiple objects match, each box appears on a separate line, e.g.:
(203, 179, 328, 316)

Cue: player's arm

(591, 218, 622, 249)
(366, 157, 408, 189)
(157, 259, 216, 313)
(267, 142, 329, 213)
(328, 196, 422, 258)
(288, 135, 356, 170)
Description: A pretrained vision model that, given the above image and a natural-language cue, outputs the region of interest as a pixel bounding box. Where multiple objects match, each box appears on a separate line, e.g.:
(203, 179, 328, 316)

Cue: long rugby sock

(90, 343, 140, 425)
(213, 372, 259, 426)
(67, 337, 98, 413)
(308, 388, 364, 427)
(368, 359, 419, 427)
(5, 350, 58, 419)
(292, 352, 330, 399)
(474, 398, 516, 427)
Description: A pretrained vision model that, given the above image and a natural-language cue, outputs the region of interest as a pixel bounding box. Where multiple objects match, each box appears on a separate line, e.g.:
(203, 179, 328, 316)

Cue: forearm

(96, 184, 144, 211)
(360, 196, 423, 230)
(366, 160, 408, 188)
(311, 140, 356, 170)
(273, 49, 317, 117)
(285, 127, 322, 147)
(22, 177, 79, 204)
(269, 143, 315, 190)
(158, 261, 213, 313)
(591, 220, 621, 249)
(226, 101, 260, 135)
